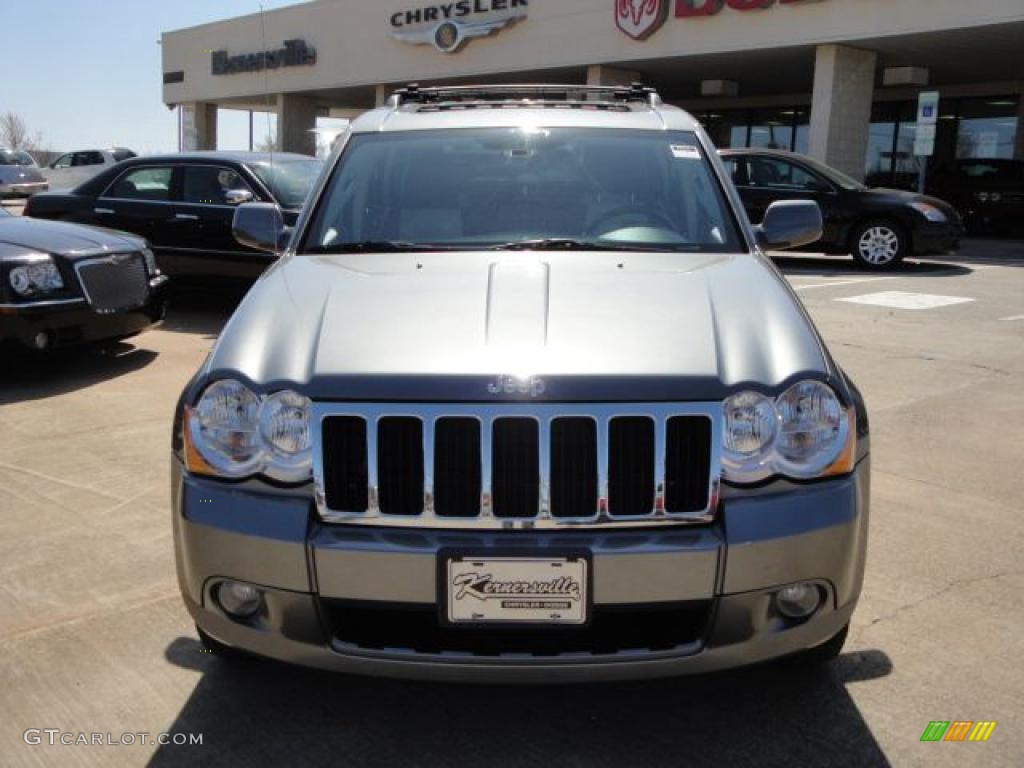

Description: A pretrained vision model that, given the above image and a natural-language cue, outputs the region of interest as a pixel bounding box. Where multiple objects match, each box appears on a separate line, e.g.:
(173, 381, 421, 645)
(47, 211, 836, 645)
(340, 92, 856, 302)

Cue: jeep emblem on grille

(487, 375, 547, 397)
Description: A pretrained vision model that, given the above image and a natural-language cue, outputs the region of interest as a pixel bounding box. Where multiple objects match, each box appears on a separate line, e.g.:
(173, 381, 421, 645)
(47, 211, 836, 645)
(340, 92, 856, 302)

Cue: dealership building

(161, 0, 1024, 187)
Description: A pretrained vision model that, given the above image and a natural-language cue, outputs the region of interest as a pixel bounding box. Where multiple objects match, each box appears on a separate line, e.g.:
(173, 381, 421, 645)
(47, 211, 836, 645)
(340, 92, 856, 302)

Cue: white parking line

(838, 291, 975, 310)
(793, 276, 895, 291)
(1001, 315, 1024, 321)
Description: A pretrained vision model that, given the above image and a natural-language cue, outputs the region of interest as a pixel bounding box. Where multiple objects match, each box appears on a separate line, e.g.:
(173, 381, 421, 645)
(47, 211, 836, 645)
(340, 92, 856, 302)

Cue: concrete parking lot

(1, 212, 1022, 765)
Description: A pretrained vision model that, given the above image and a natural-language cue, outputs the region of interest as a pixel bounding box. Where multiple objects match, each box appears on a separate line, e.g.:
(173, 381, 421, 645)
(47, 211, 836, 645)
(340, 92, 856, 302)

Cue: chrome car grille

(312, 403, 720, 530)
(75, 253, 149, 313)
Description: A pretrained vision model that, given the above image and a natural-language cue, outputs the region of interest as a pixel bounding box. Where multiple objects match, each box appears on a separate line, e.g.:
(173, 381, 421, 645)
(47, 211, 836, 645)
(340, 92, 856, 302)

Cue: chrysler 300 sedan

(25, 151, 322, 280)
(172, 84, 870, 683)
(0, 206, 166, 349)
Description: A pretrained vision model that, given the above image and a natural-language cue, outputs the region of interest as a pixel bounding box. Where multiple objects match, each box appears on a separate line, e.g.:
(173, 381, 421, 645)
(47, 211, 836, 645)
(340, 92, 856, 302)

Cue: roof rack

(390, 83, 662, 108)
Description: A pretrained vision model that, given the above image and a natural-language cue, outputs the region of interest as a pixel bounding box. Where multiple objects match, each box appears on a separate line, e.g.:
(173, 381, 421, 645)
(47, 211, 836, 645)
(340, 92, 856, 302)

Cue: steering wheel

(586, 205, 676, 237)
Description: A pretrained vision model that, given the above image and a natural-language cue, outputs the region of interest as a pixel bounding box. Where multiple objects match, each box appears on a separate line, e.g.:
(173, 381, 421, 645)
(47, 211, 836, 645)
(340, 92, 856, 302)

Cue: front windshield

(0, 151, 33, 166)
(250, 159, 323, 209)
(799, 155, 864, 191)
(302, 128, 744, 253)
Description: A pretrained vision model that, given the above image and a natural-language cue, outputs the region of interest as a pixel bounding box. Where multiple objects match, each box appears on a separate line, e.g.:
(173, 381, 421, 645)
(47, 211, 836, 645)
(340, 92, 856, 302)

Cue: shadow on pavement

(0, 341, 157, 404)
(153, 636, 893, 768)
(155, 280, 247, 340)
(772, 253, 973, 278)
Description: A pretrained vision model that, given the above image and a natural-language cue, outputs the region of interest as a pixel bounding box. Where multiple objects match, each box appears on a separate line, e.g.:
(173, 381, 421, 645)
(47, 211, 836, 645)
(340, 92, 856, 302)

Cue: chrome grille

(313, 403, 719, 530)
(75, 253, 149, 313)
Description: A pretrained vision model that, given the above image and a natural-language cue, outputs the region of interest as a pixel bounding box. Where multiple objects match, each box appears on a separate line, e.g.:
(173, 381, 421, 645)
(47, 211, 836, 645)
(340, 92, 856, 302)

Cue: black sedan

(24, 151, 322, 280)
(927, 158, 1024, 235)
(721, 149, 963, 269)
(0, 206, 167, 350)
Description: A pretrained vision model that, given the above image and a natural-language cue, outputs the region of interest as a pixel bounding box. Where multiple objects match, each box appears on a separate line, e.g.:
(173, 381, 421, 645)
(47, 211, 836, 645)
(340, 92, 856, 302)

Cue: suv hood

(204, 251, 829, 401)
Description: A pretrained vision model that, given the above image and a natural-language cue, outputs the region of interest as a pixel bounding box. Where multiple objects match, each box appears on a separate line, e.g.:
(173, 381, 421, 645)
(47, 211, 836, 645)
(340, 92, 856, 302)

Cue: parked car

(43, 147, 137, 191)
(26, 151, 323, 280)
(928, 158, 1024, 235)
(172, 84, 870, 682)
(0, 148, 48, 198)
(0, 205, 167, 349)
(721, 148, 963, 269)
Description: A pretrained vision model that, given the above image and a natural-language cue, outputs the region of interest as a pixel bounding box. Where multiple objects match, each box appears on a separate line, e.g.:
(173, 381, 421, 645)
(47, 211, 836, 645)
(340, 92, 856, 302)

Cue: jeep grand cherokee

(171, 84, 869, 682)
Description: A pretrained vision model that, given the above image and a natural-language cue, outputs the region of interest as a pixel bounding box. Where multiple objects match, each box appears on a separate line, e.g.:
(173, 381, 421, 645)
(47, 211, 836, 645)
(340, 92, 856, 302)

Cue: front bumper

(0, 276, 167, 348)
(911, 221, 962, 255)
(173, 457, 870, 682)
(0, 180, 48, 197)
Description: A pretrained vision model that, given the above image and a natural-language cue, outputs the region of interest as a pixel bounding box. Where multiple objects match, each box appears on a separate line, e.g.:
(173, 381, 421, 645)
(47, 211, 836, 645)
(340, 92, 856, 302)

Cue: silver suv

(172, 85, 869, 682)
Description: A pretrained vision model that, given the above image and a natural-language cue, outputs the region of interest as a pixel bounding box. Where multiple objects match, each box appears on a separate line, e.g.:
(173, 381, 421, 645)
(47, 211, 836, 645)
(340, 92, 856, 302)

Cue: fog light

(217, 581, 263, 618)
(32, 331, 49, 350)
(775, 583, 823, 619)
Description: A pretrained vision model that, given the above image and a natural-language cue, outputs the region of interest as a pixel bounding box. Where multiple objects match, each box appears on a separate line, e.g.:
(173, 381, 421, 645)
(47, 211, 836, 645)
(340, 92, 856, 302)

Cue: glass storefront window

(956, 97, 1019, 159)
(702, 111, 749, 149)
(749, 108, 796, 151)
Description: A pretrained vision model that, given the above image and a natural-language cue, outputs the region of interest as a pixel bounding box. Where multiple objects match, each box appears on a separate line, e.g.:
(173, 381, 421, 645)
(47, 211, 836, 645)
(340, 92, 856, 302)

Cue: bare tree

(0, 111, 47, 154)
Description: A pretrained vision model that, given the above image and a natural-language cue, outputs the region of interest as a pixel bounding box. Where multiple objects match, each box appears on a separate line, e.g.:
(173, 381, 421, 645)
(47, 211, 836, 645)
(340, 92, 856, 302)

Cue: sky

(2, 0, 311, 155)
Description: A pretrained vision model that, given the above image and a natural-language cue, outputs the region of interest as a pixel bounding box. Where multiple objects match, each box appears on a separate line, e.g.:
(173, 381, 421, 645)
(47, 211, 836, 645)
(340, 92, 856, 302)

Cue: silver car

(172, 84, 869, 682)
(0, 148, 48, 198)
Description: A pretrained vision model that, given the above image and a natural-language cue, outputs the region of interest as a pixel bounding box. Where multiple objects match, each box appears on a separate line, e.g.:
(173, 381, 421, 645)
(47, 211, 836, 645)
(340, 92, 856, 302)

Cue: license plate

(445, 555, 589, 625)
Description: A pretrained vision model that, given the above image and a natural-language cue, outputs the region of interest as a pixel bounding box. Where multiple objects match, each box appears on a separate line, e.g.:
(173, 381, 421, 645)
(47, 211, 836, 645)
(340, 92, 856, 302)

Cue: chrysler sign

(616, 0, 825, 41)
(391, 0, 528, 53)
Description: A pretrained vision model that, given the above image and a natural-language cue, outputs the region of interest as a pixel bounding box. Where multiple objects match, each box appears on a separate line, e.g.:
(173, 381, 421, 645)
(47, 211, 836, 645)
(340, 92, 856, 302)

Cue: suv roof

(350, 83, 700, 134)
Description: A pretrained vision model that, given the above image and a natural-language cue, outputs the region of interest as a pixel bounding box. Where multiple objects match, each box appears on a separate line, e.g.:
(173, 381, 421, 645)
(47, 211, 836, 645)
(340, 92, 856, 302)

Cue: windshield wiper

(489, 238, 688, 252)
(490, 238, 626, 251)
(306, 241, 459, 254)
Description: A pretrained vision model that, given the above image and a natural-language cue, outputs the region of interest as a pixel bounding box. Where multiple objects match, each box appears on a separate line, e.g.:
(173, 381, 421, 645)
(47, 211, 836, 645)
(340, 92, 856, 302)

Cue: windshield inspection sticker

(670, 144, 702, 160)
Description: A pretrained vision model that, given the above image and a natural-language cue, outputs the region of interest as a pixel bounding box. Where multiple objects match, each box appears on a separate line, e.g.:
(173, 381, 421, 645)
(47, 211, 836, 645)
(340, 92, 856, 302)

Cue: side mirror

(232, 202, 291, 253)
(225, 188, 254, 206)
(755, 200, 823, 251)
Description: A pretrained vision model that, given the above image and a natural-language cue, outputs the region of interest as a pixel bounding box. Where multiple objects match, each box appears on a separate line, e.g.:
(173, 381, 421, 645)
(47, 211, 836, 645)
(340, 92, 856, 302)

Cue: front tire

(850, 220, 906, 269)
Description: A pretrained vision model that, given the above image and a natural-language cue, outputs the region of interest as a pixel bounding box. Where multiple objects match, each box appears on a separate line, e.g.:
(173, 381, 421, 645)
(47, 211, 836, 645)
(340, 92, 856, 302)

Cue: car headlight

(184, 380, 312, 483)
(908, 202, 947, 223)
(258, 390, 312, 482)
(141, 247, 159, 275)
(8, 258, 64, 297)
(774, 380, 850, 479)
(722, 391, 777, 482)
(975, 192, 990, 203)
(722, 381, 855, 484)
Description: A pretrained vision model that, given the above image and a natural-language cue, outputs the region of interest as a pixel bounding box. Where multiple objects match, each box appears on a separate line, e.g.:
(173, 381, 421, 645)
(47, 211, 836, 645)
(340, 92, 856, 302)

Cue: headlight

(8, 258, 64, 297)
(722, 381, 855, 484)
(908, 202, 947, 223)
(258, 390, 312, 482)
(989, 192, 1002, 203)
(141, 247, 159, 275)
(774, 380, 849, 478)
(184, 380, 312, 483)
(187, 380, 263, 477)
(975, 192, 990, 203)
(722, 391, 777, 482)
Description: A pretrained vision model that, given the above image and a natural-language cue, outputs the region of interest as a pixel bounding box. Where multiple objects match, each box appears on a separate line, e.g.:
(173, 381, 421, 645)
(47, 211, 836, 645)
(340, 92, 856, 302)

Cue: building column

(276, 93, 319, 156)
(808, 44, 877, 181)
(586, 65, 641, 87)
(375, 85, 394, 107)
(181, 102, 218, 151)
